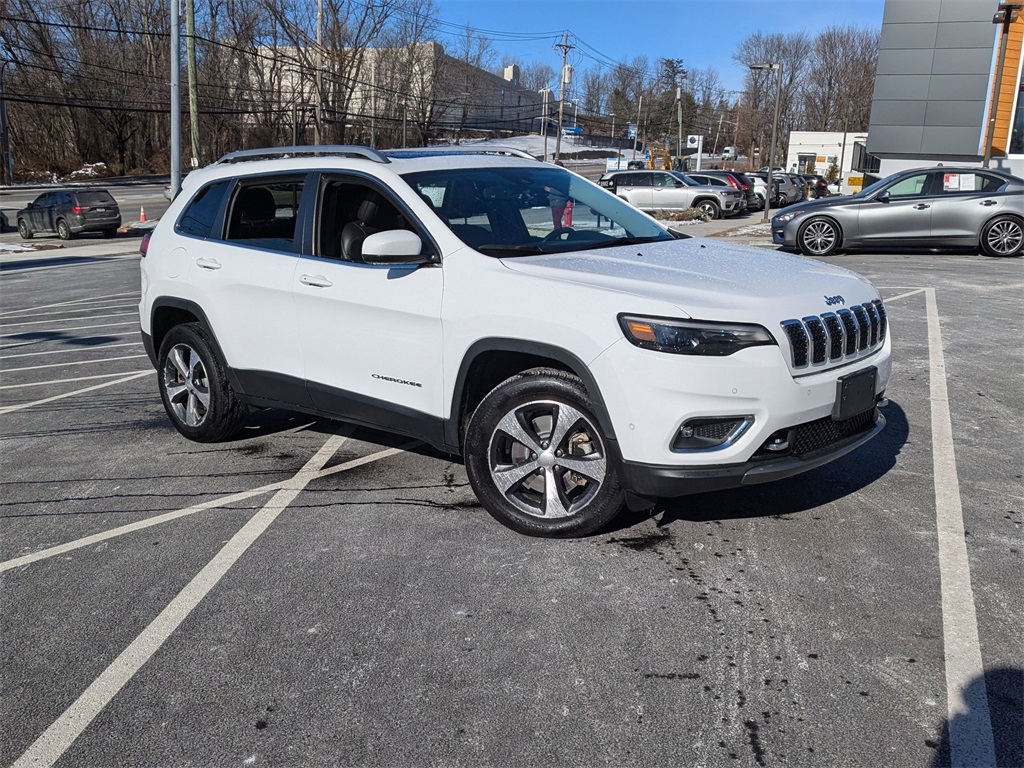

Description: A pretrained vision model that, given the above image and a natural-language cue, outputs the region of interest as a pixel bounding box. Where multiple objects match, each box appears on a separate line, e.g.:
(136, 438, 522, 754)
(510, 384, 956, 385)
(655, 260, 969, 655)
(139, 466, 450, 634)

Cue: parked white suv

(598, 169, 745, 219)
(139, 146, 892, 537)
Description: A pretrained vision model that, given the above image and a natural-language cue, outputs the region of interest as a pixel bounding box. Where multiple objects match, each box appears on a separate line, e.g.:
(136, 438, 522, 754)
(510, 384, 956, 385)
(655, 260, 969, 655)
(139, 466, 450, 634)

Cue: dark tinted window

(628, 173, 652, 187)
(77, 191, 116, 207)
(224, 178, 305, 251)
(177, 180, 230, 238)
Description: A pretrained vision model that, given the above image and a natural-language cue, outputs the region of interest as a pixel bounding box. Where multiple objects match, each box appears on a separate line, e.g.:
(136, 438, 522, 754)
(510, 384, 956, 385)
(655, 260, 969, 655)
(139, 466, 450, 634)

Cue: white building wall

(785, 131, 870, 194)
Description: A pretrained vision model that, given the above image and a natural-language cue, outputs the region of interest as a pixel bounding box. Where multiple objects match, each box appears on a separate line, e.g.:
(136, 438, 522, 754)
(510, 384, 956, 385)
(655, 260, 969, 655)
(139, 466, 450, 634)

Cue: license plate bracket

(832, 366, 877, 421)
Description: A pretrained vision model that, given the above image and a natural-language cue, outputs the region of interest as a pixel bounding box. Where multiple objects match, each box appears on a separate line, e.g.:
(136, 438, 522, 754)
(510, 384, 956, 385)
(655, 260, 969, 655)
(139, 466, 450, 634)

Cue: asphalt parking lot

(1, 238, 1021, 767)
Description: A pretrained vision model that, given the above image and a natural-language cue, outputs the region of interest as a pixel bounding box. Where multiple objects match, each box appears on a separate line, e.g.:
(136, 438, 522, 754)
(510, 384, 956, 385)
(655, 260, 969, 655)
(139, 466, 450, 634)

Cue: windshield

(669, 171, 699, 186)
(401, 166, 673, 256)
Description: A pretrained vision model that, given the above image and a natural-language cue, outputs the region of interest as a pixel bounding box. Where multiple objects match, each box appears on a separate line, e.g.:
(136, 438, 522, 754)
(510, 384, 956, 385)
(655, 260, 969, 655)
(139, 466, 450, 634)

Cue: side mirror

(876, 191, 890, 203)
(674, 180, 684, 188)
(361, 230, 430, 265)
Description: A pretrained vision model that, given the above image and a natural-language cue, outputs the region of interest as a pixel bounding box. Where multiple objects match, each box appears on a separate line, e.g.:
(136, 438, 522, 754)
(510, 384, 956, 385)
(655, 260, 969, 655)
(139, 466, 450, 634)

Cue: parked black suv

(687, 171, 761, 212)
(17, 189, 121, 240)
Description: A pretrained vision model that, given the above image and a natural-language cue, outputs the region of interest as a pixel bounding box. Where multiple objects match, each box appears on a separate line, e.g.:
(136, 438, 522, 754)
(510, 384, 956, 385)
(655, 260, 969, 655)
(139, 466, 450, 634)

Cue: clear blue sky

(433, 0, 886, 93)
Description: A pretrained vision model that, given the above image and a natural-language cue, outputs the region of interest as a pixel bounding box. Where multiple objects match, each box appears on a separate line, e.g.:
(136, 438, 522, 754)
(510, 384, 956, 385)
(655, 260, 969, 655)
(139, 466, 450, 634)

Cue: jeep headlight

(774, 210, 803, 224)
(618, 315, 776, 356)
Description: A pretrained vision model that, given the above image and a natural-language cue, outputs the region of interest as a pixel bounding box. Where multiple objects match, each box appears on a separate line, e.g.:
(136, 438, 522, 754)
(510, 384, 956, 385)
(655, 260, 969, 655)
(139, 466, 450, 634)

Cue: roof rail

(213, 145, 391, 165)
(383, 146, 538, 161)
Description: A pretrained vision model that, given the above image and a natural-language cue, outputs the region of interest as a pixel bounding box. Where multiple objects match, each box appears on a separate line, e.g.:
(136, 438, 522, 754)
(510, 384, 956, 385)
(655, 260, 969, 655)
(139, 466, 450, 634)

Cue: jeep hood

(499, 237, 877, 320)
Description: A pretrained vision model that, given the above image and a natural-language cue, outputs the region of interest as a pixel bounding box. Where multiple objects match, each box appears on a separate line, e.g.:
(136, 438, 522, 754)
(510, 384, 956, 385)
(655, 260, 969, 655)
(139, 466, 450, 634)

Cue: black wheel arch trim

(147, 297, 246, 395)
(446, 338, 616, 452)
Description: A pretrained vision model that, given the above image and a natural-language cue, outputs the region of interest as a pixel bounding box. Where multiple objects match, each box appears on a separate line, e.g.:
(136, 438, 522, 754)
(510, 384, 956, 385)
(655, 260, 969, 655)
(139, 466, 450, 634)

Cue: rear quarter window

(176, 181, 230, 238)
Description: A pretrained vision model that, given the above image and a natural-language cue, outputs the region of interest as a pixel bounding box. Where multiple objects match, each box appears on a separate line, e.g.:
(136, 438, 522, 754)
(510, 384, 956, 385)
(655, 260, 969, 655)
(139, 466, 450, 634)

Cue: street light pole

(751, 62, 782, 223)
(539, 88, 550, 161)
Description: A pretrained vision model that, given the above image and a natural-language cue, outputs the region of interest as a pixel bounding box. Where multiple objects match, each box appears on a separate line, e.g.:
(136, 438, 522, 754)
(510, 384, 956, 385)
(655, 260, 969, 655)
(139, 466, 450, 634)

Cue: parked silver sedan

(772, 166, 1023, 257)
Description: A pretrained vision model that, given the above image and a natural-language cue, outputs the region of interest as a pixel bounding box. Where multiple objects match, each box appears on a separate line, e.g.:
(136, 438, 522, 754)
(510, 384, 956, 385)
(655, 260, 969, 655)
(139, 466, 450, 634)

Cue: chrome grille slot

(780, 299, 887, 370)
(864, 302, 880, 347)
(822, 313, 844, 360)
(837, 309, 858, 355)
(851, 305, 870, 350)
(873, 298, 887, 341)
(781, 320, 809, 368)
(804, 316, 827, 365)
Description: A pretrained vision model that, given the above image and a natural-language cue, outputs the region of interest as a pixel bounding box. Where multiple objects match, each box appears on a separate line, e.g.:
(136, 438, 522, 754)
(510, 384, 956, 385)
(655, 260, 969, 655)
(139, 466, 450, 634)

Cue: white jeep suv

(139, 146, 892, 537)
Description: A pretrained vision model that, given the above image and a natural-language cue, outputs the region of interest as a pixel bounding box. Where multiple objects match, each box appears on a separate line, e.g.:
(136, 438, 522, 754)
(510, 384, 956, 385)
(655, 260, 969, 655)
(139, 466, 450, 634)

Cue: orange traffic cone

(139, 206, 147, 223)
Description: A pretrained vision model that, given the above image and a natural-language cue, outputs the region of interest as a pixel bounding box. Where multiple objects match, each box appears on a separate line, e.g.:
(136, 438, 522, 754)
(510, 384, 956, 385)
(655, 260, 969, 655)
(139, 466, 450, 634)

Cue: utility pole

(170, 0, 181, 198)
(315, 0, 323, 144)
(0, 60, 14, 186)
(553, 32, 573, 162)
(185, 0, 200, 167)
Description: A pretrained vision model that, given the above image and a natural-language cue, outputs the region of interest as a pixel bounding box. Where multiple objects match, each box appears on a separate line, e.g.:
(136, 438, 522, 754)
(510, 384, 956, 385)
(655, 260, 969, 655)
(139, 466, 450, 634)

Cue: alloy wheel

(162, 343, 211, 427)
(801, 219, 838, 255)
(986, 219, 1023, 256)
(487, 400, 607, 519)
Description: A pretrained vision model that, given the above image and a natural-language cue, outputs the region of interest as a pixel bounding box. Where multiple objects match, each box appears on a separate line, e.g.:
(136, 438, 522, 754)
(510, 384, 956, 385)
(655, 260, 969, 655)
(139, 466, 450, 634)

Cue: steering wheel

(542, 227, 576, 242)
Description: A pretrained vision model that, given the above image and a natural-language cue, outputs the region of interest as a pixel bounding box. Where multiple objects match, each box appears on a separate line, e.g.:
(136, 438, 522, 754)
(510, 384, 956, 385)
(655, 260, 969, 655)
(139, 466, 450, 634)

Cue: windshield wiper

(586, 236, 668, 250)
(476, 243, 548, 255)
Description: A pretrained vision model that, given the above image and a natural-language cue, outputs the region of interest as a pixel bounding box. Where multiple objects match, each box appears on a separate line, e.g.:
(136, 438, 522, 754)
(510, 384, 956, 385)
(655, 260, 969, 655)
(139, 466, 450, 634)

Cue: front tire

(464, 369, 624, 537)
(980, 215, 1023, 257)
(695, 199, 721, 220)
(56, 219, 72, 240)
(18, 219, 33, 239)
(102, 228, 117, 239)
(157, 323, 248, 442)
(797, 217, 841, 257)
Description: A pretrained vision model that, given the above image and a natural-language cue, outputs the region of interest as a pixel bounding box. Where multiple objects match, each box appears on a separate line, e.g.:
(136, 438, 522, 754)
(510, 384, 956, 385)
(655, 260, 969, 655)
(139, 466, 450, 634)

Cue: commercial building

(784, 131, 874, 194)
(866, 0, 1024, 178)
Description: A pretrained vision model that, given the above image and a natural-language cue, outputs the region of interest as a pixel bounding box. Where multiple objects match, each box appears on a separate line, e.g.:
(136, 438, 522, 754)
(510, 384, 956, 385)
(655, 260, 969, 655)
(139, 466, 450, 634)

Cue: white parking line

(0, 292, 139, 317)
(884, 288, 927, 303)
(9, 430, 355, 768)
(0, 311, 138, 328)
(0, 304, 138, 323)
(0, 371, 152, 415)
(0, 370, 152, 390)
(0, 342, 143, 361)
(0, 320, 138, 338)
(1, 355, 149, 373)
(925, 287, 996, 766)
(0, 443, 411, 573)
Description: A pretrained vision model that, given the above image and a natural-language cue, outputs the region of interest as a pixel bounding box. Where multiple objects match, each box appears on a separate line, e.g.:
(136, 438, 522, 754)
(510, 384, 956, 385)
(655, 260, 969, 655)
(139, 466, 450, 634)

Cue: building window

(1011, 85, 1024, 155)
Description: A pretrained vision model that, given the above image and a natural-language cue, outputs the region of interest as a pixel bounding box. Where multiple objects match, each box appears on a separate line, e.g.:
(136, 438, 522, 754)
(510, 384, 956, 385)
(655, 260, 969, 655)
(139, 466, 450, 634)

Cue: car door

(927, 171, 1014, 245)
(855, 171, 935, 244)
(29, 193, 51, 231)
(616, 173, 654, 211)
(651, 172, 687, 210)
(293, 173, 445, 437)
(185, 174, 310, 407)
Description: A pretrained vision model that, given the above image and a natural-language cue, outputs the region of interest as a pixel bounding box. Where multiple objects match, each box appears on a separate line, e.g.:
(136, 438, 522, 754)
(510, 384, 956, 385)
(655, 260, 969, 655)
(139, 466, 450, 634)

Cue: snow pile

(722, 222, 772, 237)
(66, 163, 110, 180)
(0, 242, 35, 253)
(443, 135, 628, 161)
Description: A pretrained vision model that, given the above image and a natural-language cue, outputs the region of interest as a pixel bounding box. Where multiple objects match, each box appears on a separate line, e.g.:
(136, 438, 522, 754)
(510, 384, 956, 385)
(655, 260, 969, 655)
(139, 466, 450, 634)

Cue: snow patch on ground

(722, 222, 772, 237)
(0, 242, 35, 253)
(446, 135, 627, 161)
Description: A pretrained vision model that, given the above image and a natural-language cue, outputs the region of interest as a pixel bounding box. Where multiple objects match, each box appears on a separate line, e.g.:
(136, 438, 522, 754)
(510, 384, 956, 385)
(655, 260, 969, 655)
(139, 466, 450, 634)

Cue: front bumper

(620, 409, 885, 497)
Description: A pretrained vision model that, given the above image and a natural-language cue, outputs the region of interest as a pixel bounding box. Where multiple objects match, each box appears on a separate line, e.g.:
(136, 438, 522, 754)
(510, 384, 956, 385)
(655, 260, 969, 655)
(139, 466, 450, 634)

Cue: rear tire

(102, 228, 117, 239)
(464, 369, 624, 537)
(56, 219, 72, 240)
(18, 219, 33, 239)
(157, 323, 249, 442)
(979, 215, 1023, 257)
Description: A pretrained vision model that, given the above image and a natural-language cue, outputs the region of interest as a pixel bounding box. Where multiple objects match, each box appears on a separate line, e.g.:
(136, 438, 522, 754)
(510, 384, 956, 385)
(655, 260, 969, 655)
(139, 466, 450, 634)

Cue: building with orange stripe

(866, 0, 1023, 179)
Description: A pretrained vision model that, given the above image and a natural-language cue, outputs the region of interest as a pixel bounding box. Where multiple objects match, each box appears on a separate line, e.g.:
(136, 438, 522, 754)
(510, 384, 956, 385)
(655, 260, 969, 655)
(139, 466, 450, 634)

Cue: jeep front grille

(780, 299, 886, 371)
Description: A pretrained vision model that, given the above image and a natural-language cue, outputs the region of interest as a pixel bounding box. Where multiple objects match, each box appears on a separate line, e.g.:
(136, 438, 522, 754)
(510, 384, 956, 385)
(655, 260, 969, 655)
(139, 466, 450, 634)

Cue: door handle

(195, 258, 221, 270)
(913, 204, 930, 210)
(300, 274, 333, 288)
(980, 200, 998, 206)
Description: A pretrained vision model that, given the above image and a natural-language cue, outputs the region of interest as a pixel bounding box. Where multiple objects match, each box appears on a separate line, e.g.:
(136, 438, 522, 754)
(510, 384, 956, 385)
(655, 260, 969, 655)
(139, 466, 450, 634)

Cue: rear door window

(177, 181, 230, 238)
(224, 178, 305, 252)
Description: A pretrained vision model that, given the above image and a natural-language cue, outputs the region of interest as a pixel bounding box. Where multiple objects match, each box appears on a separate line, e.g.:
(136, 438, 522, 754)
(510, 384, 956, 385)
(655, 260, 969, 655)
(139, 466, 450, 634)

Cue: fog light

(762, 429, 791, 453)
(673, 416, 753, 451)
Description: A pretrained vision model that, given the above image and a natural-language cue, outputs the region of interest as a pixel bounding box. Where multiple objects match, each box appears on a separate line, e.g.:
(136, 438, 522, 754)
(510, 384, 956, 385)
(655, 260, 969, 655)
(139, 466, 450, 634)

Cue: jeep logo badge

(824, 295, 845, 306)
